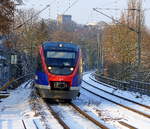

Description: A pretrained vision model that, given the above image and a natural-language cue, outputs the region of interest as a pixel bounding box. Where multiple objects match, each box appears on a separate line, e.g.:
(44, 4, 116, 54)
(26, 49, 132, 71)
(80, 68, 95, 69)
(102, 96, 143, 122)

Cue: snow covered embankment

(0, 80, 63, 129)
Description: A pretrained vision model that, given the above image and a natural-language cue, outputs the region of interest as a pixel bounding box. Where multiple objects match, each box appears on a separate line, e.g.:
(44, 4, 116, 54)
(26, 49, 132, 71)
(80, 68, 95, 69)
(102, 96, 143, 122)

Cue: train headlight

(59, 44, 63, 47)
(48, 66, 52, 70)
(70, 67, 74, 71)
(35, 75, 38, 80)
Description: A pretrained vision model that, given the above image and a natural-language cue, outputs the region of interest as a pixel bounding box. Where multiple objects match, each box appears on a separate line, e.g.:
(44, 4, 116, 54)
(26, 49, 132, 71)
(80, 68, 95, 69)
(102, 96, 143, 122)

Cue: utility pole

(97, 29, 100, 72)
(136, 0, 142, 69)
(93, 1, 142, 70)
(97, 25, 104, 75)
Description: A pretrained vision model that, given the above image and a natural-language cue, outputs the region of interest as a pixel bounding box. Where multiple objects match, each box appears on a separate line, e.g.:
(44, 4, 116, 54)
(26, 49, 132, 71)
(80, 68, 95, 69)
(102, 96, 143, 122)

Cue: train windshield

(45, 51, 77, 67)
(47, 51, 75, 59)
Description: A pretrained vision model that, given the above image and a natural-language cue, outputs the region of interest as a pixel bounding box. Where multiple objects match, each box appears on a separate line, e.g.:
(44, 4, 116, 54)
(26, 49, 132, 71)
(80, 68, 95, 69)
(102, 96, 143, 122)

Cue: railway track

(82, 80, 150, 119)
(70, 103, 109, 129)
(0, 92, 9, 99)
(0, 80, 45, 129)
(0, 118, 44, 129)
(46, 101, 110, 129)
(1, 73, 149, 129)
(48, 105, 70, 129)
(70, 103, 137, 129)
(47, 101, 140, 129)
(89, 75, 150, 109)
(118, 121, 138, 129)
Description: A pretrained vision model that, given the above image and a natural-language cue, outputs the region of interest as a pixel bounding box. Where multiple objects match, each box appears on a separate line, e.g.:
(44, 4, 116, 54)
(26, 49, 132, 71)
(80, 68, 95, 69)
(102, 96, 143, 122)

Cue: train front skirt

(35, 84, 80, 99)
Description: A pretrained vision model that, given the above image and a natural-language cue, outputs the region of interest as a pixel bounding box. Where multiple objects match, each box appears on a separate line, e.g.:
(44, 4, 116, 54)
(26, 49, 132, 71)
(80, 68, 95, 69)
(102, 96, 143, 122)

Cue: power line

(95, 8, 122, 11)
(14, 4, 50, 30)
(93, 8, 137, 32)
(96, 7, 150, 11)
(93, 0, 142, 69)
(14, 0, 57, 30)
(63, 0, 79, 14)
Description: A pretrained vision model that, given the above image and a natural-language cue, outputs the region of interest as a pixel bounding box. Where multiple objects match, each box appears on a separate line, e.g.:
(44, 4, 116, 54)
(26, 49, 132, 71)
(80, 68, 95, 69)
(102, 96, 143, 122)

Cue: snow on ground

(82, 81, 150, 115)
(0, 72, 150, 129)
(30, 94, 63, 129)
(85, 73, 150, 106)
(73, 72, 150, 129)
(0, 80, 63, 129)
(51, 104, 101, 129)
(0, 81, 35, 120)
(74, 88, 150, 129)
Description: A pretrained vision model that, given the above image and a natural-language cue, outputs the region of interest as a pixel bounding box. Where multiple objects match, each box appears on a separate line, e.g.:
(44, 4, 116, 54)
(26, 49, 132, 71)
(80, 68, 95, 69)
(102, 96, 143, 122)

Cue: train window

(45, 51, 78, 70)
(46, 51, 76, 59)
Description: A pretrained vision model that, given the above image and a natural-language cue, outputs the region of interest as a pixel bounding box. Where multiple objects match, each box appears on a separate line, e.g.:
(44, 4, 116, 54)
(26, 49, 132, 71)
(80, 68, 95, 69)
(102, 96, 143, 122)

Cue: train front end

(35, 42, 82, 100)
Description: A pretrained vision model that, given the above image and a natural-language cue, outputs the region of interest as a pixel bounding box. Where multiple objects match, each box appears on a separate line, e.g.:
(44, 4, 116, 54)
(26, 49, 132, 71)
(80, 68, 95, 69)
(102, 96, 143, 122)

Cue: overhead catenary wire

(14, 4, 50, 30)
(96, 7, 150, 11)
(95, 8, 122, 11)
(93, 8, 137, 33)
(14, 0, 57, 30)
(63, 0, 79, 14)
(93, 0, 143, 69)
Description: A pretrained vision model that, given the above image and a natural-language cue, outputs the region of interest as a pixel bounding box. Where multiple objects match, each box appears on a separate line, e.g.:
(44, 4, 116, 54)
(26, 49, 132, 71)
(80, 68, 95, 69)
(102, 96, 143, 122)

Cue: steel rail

(47, 101, 109, 129)
(0, 79, 15, 91)
(48, 106, 70, 129)
(82, 82, 150, 119)
(85, 77, 150, 109)
(0, 93, 9, 98)
(118, 121, 138, 129)
(70, 103, 109, 129)
(0, 73, 34, 91)
(22, 120, 27, 129)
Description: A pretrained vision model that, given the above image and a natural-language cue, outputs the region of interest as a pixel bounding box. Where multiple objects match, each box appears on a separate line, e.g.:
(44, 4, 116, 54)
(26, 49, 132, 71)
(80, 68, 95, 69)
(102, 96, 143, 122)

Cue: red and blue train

(35, 41, 82, 100)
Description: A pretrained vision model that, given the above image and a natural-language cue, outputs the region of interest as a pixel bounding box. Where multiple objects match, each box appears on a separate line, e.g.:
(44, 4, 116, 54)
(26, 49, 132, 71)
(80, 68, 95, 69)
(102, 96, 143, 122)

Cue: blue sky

(21, 0, 150, 28)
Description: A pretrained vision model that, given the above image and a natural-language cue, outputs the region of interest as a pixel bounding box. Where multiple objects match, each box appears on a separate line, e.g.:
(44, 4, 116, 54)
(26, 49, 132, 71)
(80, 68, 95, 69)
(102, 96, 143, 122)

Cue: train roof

(42, 41, 80, 52)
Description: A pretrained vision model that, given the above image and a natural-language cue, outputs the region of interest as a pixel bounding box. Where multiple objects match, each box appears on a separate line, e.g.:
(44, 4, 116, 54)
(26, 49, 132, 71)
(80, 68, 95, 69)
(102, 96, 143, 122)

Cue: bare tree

(14, 0, 23, 4)
(0, 0, 15, 34)
(102, 0, 145, 80)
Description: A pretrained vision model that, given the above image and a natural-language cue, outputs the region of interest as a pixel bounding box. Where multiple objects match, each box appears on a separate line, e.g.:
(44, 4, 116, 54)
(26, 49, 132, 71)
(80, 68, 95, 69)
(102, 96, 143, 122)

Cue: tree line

(0, 0, 150, 82)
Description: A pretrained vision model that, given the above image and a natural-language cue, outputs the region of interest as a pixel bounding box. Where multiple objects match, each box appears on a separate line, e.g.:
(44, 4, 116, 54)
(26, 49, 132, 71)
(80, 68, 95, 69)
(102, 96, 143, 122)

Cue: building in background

(57, 15, 72, 24)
